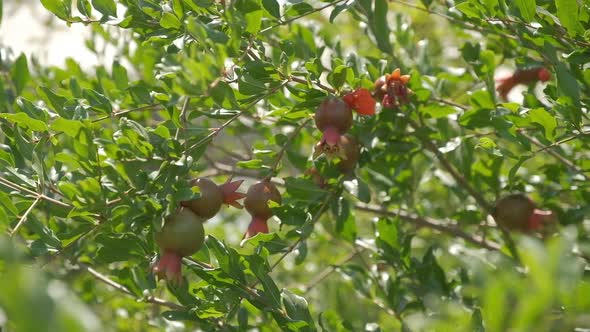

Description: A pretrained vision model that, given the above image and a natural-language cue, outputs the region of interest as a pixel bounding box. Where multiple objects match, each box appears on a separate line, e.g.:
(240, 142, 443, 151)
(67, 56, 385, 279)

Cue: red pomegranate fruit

(314, 97, 353, 148)
(492, 193, 555, 232)
(243, 180, 282, 239)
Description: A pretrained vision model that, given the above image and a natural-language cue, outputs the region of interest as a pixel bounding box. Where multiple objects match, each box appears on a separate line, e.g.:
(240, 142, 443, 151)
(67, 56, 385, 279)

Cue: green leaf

(0, 113, 48, 132)
(528, 108, 557, 140)
(514, 0, 535, 22)
(112, 61, 129, 90)
(555, 0, 583, 36)
(77, 0, 92, 17)
(555, 63, 580, 104)
(160, 12, 182, 29)
(329, 3, 350, 23)
(41, 0, 70, 20)
(281, 289, 316, 331)
(50, 118, 84, 137)
(343, 179, 370, 203)
(11, 54, 30, 96)
(331, 196, 356, 242)
(82, 88, 112, 114)
(372, 0, 392, 53)
(262, 0, 280, 19)
(91, 0, 117, 17)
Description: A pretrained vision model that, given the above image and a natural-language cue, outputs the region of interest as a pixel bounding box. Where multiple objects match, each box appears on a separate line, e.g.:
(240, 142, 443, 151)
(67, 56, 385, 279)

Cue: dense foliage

(1, 0, 589, 331)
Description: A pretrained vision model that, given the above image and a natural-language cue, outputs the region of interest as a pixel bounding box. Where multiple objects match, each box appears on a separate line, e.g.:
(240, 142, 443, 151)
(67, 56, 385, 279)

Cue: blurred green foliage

(0, 0, 589, 331)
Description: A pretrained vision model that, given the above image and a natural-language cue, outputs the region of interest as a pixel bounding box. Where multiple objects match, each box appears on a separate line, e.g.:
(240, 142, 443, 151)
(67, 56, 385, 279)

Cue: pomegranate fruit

(314, 134, 360, 174)
(243, 180, 282, 239)
(153, 207, 205, 283)
(314, 97, 353, 147)
(343, 88, 376, 116)
(182, 177, 246, 219)
(496, 67, 551, 100)
(492, 193, 555, 232)
(374, 68, 411, 109)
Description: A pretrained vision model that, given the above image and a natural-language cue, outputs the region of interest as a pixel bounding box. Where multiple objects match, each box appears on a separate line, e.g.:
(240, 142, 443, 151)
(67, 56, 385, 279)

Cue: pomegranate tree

(243, 180, 282, 239)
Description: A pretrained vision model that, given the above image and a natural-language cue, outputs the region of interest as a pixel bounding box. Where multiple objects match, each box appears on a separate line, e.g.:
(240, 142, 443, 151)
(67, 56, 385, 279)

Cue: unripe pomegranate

(182, 177, 246, 219)
(313, 134, 361, 174)
(314, 97, 353, 147)
(243, 180, 282, 239)
(152, 207, 205, 283)
(492, 193, 555, 232)
(335, 135, 361, 173)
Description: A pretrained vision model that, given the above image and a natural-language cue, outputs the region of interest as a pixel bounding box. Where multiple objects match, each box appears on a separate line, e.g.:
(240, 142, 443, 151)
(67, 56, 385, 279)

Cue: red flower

(343, 88, 376, 116)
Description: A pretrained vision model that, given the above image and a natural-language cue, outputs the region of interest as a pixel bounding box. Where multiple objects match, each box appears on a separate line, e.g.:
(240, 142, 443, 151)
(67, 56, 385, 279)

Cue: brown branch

(186, 81, 288, 154)
(288, 75, 337, 94)
(92, 104, 163, 123)
(266, 118, 313, 179)
(0, 176, 73, 209)
(302, 250, 362, 293)
(520, 131, 589, 181)
(407, 118, 520, 261)
(354, 203, 501, 251)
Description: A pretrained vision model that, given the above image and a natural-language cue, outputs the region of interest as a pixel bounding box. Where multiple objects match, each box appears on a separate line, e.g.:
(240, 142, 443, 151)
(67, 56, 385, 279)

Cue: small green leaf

(77, 0, 92, 17)
(262, 0, 280, 19)
(281, 289, 316, 331)
(514, 0, 536, 22)
(329, 3, 350, 23)
(51, 118, 83, 137)
(41, 0, 70, 20)
(237, 159, 264, 169)
(112, 61, 129, 90)
(160, 12, 182, 29)
(528, 108, 557, 140)
(0, 113, 48, 132)
(372, 0, 392, 53)
(91, 0, 117, 17)
(11, 54, 30, 96)
(82, 88, 112, 114)
(555, 0, 583, 36)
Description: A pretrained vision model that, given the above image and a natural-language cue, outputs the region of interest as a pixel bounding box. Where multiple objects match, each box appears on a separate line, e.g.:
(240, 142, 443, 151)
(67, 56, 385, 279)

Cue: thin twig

(10, 197, 41, 236)
(0, 176, 72, 208)
(520, 131, 589, 181)
(288, 75, 337, 94)
(186, 82, 288, 154)
(407, 118, 520, 261)
(92, 104, 163, 123)
(303, 250, 362, 293)
(355, 203, 501, 251)
(266, 118, 313, 180)
(258, 0, 349, 34)
(82, 264, 185, 310)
